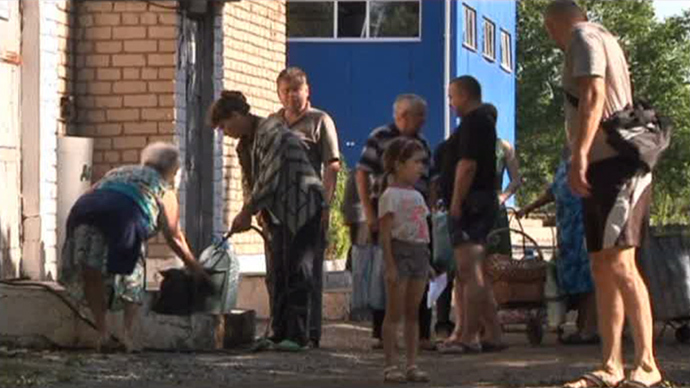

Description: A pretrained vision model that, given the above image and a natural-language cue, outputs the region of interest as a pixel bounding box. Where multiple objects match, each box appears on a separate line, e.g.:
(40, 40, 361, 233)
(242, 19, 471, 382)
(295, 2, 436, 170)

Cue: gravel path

(2, 321, 689, 388)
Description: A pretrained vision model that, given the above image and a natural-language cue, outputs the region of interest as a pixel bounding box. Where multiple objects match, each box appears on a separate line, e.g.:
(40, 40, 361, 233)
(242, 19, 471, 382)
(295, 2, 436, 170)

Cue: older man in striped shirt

(355, 94, 433, 350)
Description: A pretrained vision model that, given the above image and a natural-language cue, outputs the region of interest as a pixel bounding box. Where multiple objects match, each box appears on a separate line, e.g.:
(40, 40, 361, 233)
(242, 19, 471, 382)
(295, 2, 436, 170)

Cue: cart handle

(486, 227, 546, 262)
(504, 206, 527, 252)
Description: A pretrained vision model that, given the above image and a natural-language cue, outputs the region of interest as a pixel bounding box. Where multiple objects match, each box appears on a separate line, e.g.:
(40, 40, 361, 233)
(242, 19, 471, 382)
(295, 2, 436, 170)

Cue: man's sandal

(480, 341, 509, 353)
(274, 339, 307, 352)
(438, 341, 481, 354)
(563, 372, 622, 388)
(383, 366, 407, 383)
(617, 379, 675, 388)
(406, 365, 430, 382)
(250, 337, 275, 352)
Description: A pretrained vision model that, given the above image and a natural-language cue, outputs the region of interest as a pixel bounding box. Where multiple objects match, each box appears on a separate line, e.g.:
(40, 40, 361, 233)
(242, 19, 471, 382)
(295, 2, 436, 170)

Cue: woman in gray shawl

(209, 91, 327, 351)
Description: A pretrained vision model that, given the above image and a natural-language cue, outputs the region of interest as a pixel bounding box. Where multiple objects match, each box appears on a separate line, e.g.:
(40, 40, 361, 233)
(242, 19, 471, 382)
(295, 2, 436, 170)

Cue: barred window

(500, 29, 513, 72)
(463, 4, 477, 50)
(483, 18, 496, 61)
(288, 0, 421, 41)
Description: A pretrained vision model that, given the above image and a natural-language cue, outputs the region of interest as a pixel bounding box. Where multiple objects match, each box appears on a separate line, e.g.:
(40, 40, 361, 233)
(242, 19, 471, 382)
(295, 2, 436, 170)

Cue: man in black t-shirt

(438, 76, 505, 354)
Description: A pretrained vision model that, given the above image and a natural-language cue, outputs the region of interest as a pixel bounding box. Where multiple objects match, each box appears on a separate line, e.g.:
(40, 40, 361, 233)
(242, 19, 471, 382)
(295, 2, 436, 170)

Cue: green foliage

(326, 161, 351, 261)
(370, 1, 420, 37)
(517, 1, 690, 224)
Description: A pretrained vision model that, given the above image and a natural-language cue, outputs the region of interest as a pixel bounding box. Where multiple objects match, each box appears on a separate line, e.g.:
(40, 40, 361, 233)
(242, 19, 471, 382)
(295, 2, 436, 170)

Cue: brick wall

(72, 0, 179, 283)
(54, 0, 75, 136)
(218, 0, 286, 258)
(74, 1, 177, 176)
(65, 0, 286, 281)
(40, 0, 75, 279)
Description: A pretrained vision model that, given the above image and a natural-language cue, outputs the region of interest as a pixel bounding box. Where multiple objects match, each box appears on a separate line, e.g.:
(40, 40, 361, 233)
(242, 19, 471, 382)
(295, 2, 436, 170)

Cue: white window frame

(287, 0, 422, 43)
(482, 18, 495, 62)
(500, 29, 513, 72)
(462, 4, 477, 51)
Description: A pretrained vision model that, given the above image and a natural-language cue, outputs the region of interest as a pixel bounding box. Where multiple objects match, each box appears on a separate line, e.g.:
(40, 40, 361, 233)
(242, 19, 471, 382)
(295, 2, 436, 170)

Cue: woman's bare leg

(123, 301, 141, 352)
(82, 268, 107, 351)
(214, 315, 226, 350)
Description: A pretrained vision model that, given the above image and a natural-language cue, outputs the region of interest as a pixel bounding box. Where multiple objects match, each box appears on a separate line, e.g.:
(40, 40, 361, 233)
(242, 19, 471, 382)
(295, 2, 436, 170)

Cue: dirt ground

(1, 320, 689, 388)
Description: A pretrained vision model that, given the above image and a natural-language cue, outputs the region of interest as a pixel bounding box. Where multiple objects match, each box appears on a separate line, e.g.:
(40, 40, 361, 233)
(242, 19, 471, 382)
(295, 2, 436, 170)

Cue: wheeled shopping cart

(485, 226, 548, 345)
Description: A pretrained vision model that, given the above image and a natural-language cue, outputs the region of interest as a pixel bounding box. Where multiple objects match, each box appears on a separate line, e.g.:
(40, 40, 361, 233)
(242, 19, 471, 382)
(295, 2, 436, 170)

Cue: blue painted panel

(453, 0, 516, 146)
(453, 0, 517, 196)
(286, 0, 517, 171)
(288, 1, 445, 167)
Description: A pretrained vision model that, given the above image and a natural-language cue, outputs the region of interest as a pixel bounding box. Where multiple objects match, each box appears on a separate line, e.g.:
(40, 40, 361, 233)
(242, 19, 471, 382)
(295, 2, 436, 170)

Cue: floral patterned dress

(551, 160, 594, 295)
(59, 165, 170, 310)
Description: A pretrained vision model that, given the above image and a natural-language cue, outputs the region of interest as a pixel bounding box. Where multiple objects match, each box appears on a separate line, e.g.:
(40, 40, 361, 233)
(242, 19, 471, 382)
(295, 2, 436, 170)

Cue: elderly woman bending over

(59, 142, 206, 352)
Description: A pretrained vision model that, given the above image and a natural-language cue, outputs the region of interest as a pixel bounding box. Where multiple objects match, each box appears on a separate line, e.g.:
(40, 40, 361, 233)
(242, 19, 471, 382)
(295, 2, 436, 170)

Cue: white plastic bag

(351, 244, 372, 311)
(367, 245, 386, 310)
(350, 244, 386, 311)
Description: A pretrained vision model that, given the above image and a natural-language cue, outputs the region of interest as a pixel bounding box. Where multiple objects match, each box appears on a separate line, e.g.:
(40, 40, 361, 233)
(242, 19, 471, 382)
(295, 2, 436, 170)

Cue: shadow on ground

(1, 321, 689, 388)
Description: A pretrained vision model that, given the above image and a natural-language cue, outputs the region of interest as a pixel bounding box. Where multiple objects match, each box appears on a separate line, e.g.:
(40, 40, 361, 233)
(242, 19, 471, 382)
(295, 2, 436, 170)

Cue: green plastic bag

(432, 210, 455, 272)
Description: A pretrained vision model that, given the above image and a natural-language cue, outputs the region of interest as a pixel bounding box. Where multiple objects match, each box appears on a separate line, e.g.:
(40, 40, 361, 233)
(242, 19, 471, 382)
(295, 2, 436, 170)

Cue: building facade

(0, 0, 285, 286)
(287, 0, 516, 167)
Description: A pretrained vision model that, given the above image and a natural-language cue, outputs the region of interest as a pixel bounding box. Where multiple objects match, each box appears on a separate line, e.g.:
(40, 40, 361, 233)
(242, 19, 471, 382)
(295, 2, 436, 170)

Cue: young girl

(379, 137, 431, 383)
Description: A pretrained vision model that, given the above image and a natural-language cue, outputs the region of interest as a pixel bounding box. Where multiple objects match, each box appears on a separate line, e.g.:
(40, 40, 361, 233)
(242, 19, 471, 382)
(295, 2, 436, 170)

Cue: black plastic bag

(151, 268, 214, 316)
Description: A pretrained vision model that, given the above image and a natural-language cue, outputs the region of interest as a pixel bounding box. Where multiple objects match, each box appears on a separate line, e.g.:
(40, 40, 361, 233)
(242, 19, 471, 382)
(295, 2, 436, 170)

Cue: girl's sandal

(384, 366, 407, 383)
(406, 365, 430, 382)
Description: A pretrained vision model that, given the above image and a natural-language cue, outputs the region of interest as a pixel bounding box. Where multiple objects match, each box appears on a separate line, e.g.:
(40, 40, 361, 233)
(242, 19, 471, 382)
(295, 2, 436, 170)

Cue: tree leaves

(517, 0, 690, 224)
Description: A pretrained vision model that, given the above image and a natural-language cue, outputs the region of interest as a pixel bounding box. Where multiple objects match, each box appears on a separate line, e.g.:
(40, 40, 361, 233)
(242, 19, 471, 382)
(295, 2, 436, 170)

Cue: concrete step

(0, 282, 96, 349)
(0, 281, 251, 351)
(236, 274, 351, 321)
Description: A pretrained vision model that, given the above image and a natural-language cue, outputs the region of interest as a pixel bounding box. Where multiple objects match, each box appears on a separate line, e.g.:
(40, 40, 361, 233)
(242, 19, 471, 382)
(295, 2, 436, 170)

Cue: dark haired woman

(209, 90, 327, 351)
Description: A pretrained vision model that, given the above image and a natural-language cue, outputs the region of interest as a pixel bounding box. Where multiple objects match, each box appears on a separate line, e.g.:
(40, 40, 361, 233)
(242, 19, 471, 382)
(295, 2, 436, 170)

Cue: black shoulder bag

(564, 91, 673, 172)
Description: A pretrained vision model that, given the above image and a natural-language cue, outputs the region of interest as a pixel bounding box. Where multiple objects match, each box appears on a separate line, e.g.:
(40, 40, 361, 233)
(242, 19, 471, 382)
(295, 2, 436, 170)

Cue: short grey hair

(393, 94, 427, 117)
(141, 142, 180, 176)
